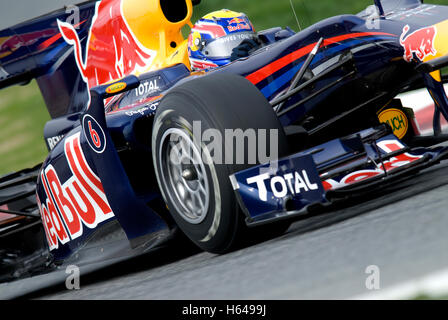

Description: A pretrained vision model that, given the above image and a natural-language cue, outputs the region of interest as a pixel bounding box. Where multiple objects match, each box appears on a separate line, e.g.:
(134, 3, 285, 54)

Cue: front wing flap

(231, 125, 448, 226)
(230, 154, 328, 226)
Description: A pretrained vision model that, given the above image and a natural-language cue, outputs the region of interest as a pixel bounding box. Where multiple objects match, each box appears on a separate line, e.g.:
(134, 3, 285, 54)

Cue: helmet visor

(203, 32, 257, 59)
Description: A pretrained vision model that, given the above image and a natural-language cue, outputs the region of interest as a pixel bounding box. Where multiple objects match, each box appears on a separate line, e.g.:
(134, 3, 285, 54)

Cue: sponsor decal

(190, 58, 218, 71)
(400, 25, 437, 62)
(190, 21, 227, 39)
(321, 140, 423, 191)
(188, 31, 202, 52)
(388, 5, 438, 20)
(246, 170, 319, 202)
(106, 82, 127, 94)
(47, 135, 65, 150)
(37, 133, 114, 251)
(0, 29, 56, 59)
(125, 102, 159, 116)
(135, 79, 160, 97)
(214, 33, 254, 45)
(82, 115, 106, 154)
(378, 108, 408, 139)
(227, 17, 252, 32)
(57, 0, 156, 107)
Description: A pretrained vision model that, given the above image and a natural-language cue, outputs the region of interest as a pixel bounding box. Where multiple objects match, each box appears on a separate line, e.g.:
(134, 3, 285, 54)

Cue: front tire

(152, 73, 289, 253)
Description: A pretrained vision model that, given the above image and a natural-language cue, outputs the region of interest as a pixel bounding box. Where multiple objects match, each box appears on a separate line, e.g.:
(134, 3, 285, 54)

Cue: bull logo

(0, 29, 56, 59)
(57, 0, 156, 96)
(227, 17, 252, 33)
(229, 17, 244, 25)
(400, 25, 437, 62)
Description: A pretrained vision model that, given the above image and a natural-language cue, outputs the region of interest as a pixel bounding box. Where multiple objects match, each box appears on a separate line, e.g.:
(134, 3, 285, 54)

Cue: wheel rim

(159, 128, 210, 224)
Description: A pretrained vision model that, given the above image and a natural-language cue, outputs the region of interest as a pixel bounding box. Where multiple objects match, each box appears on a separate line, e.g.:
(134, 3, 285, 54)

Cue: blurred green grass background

(0, 81, 49, 175)
(0, 0, 446, 175)
(193, 0, 446, 30)
(193, 0, 373, 30)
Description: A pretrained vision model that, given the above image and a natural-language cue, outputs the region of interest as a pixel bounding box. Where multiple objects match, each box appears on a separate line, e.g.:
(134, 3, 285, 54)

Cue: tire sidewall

(152, 96, 241, 253)
(152, 73, 290, 253)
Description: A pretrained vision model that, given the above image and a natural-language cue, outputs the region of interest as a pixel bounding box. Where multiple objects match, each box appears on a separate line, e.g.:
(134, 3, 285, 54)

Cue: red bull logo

(37, 132, 115, 251)
(0, 29, 56, 59)
(57, 0, 156, 96)
(229, 17, 244, 25)
(400, 25, 437, 62)
(227, 16, 252, 33)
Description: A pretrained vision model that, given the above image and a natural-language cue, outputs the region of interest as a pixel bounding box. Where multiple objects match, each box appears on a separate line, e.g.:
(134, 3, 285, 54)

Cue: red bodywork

(57, 0, 155, 91)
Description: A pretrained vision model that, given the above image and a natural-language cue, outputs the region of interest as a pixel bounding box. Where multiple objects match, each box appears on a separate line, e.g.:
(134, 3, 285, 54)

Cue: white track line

(353, 268, 448, 300)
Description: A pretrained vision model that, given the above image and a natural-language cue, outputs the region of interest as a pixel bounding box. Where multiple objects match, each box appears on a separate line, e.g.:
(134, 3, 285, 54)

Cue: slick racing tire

(152, 73, 289, 253)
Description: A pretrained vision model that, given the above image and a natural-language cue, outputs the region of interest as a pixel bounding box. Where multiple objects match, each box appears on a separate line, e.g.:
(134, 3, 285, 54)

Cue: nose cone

(121, 0, 193, 71)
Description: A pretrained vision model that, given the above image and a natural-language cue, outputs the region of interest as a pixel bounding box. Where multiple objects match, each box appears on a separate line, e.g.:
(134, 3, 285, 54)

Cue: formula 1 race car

(1, 0, 448, 282)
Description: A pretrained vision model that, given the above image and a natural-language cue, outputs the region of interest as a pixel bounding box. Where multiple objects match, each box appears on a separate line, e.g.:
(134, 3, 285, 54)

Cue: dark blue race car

(1, 0, 448, 282)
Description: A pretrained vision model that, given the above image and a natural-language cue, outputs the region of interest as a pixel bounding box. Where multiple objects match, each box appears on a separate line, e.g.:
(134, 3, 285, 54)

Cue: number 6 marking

(88, 120, 101, 148)
(82, 115, 106, 153)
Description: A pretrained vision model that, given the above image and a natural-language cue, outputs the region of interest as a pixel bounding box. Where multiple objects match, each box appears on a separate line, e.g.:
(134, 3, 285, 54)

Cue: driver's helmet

(188, 9, 256, 71)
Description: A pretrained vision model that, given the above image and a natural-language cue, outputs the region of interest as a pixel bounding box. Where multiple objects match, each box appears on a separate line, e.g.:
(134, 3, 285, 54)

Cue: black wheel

(152, 73, 289, 253)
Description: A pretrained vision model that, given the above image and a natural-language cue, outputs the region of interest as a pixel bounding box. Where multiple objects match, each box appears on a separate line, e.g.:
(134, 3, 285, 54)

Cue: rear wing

(0, 1, 97, 118)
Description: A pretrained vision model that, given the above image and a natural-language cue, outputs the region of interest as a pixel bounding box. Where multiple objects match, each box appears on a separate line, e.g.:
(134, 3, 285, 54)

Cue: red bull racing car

(2, 0, 448, 283)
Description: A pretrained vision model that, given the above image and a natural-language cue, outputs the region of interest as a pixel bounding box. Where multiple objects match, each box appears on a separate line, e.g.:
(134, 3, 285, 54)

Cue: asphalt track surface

(1, 152, 447, 299)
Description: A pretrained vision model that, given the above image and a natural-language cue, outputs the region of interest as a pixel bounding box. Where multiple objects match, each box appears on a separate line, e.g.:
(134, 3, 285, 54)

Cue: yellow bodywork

(122, 0, 194, 72)
(426, 20, 448, 82)
(202, 9, 244, 19)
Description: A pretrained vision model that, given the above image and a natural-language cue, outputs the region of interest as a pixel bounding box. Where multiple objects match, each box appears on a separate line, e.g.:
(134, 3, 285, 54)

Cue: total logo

(135, 79, 160, 97)
(246, 170, 319, 202)
(37, 133, 115, 251)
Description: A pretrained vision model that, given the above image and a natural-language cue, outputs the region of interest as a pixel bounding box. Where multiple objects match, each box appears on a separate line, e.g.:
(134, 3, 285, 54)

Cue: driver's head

(188, 9, 256, 71)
